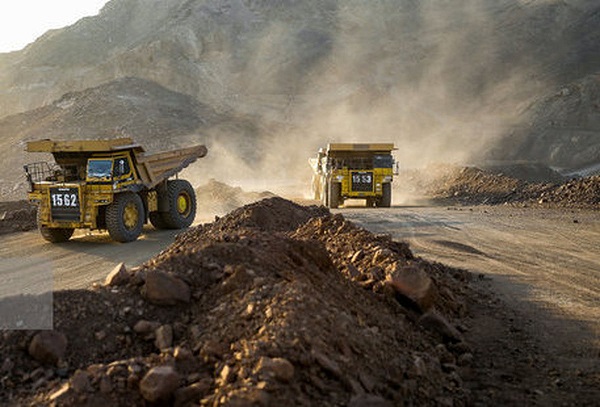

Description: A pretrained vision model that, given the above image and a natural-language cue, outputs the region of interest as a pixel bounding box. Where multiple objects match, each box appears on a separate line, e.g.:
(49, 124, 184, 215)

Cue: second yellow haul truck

(24, 138, 207, 243)
(310, 143, 397, 209)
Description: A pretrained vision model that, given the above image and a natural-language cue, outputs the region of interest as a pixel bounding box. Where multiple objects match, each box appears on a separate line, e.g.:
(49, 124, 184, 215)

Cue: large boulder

(142, 270, 190, 305)
(386, 265, 437, 312)
(28, 331, 67, 365)
(139, 365, 181, 402)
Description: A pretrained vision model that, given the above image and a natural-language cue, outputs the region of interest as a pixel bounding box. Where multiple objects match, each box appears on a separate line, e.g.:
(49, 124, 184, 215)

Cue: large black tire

(161, 180, 196, 229)
(328, 182, 340, 209)
(149, 211, 169, 230)
(378, 183, 392, 208)
(106, 192, 144, 242)
(37, 207, 74, 243)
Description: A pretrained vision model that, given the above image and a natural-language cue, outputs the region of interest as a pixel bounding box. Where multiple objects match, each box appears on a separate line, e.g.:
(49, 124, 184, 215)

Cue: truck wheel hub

(123, 202, 139, 229)
(177, 193, 190, 216)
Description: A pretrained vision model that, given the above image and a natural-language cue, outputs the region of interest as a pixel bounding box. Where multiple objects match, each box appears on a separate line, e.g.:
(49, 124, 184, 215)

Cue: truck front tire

(328, 183, 340, 209)
(106, 192, 144, 242)
(37, 208, 74, 243)
(378, 183, 392, 208)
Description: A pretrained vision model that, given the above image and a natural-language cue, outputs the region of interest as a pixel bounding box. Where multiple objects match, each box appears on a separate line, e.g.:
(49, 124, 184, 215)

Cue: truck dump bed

(327, 143, 396, 154)
(26, 138, 208, 187)
(134, 145, 207, 187)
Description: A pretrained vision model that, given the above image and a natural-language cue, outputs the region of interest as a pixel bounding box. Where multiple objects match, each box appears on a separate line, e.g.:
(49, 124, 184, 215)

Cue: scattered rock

(419, 311, 463, 343)
(104, 263, 129, 286)
(28, 331, 67, 365)
(255, 357, 295, 383)
(348, 394, 394, 407)
(69, 370, 92, 393)
(386, 265, 437, 312)
(142, 270, 191, 305)
(154, 325, 173, 351)
(139, 365, 181, 402)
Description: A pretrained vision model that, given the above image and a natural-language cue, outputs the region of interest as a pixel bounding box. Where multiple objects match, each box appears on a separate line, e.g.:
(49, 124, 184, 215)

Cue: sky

(0, 0, 110, 53)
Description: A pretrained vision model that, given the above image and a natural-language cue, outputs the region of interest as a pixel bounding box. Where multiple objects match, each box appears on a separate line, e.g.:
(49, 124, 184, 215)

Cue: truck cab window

(114, 158, 130, 177)
(87, 159, 113, 180)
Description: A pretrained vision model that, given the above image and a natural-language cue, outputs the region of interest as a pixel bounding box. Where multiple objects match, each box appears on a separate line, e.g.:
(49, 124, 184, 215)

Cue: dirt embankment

(196, 179, 277, 218)
(1, 197, 474, 406)
(401, 165, 600, 209)
(0, 201, 36, 236)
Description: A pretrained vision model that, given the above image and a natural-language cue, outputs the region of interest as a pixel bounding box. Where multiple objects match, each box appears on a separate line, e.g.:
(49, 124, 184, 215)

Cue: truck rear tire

(161, 180, 196, 229)
(328, 183, 340, 209)
(37, 208, 74, 243)
(106, 192, 144, 242)
(149, 211, 168, 229)
(378, 183, 392, 208)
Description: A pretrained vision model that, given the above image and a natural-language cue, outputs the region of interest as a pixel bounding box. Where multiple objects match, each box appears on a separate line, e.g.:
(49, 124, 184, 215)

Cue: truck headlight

(382, 176, 392, 183)
(335, 175, 344, 182)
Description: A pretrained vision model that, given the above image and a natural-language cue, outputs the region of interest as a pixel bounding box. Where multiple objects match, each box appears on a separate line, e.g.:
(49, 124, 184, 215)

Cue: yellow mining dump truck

(24, 138, 207, 243)
(310, 143, 397, 209)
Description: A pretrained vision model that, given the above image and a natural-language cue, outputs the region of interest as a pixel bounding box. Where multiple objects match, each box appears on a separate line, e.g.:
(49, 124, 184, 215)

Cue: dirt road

(343, 205, 600, 405)
(0, 227, 183, 293)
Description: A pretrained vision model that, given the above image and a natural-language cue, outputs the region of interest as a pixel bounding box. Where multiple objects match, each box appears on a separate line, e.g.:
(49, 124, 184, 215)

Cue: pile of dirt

(402, 165, 600, 209)
(0, 197, 475, 406)
(0, 201, 36, 235)
(196, 179, 277, 218)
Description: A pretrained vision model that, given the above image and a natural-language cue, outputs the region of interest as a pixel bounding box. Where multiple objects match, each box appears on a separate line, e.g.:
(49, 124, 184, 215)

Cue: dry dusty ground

(344, 205, 600, 406)
(0, 199, 598, 405)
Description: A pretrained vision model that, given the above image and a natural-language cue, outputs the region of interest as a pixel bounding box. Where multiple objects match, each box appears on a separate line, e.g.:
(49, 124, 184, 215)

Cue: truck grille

(351, 171, 374, 192)
(49, 187, 81, 222)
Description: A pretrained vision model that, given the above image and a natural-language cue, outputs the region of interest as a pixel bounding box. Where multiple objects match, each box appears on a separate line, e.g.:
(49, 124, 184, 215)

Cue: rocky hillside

(1, 0, 600, 193)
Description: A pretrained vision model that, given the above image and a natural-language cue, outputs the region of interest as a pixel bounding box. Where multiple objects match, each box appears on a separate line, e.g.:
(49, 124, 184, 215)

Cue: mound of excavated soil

(0, 201, 36, 235)
(401, 165, 600, 209)
(0, 197, 474, 406)
(196, 179, 277, 218)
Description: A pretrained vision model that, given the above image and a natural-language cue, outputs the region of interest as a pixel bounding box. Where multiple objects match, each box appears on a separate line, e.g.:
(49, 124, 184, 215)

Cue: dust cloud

(186, 0, 553, 200)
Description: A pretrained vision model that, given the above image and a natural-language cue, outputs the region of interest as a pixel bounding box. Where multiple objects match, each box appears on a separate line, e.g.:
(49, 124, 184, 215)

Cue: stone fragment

(346, 264, 361, 279)
(28, 331, 67, 365)
(104, 263, 129, 286)
(313, 351, 342, 378)
(133, 320, 161, 335)
(386, 265, 437, 311)
(99, 376, 113, 394)
(372, 248, 392, 265)
(218, 364, 232, 385)
(351, 250, 364, 263)
(348, 394, 393, 407)
(174, 380, 211, 407)
(174, 346, 193, 361)
(154, 325, 173, 351)
(142, 271, 190, 305)
(419, 311, 463, 343)
(69, 370, 92, 393)
(255, 357, 295, 382)
(457, 352, 474, 366)
(139, 365, 181, 402)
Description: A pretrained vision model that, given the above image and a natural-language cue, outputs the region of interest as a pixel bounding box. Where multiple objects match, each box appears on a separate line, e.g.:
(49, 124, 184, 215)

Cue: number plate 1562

(50, 189, 79, 208)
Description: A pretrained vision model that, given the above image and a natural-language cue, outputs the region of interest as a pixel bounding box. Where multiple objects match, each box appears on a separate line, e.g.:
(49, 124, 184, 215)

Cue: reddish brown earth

(400, 165, 600, 209)
(1, 197, 476, 406)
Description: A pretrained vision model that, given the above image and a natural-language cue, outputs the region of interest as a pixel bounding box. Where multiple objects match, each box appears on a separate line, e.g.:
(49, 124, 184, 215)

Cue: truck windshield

(373, 155, 393, 168)
(87, 159, 113, 180)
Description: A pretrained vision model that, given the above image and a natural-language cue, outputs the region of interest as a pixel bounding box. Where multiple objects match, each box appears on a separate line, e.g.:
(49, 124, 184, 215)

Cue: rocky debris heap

(402, 165, 600, 209)
(0, 201, 37, 235)
(0, 197, 474, 406)
(196, 179, 277, 218)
